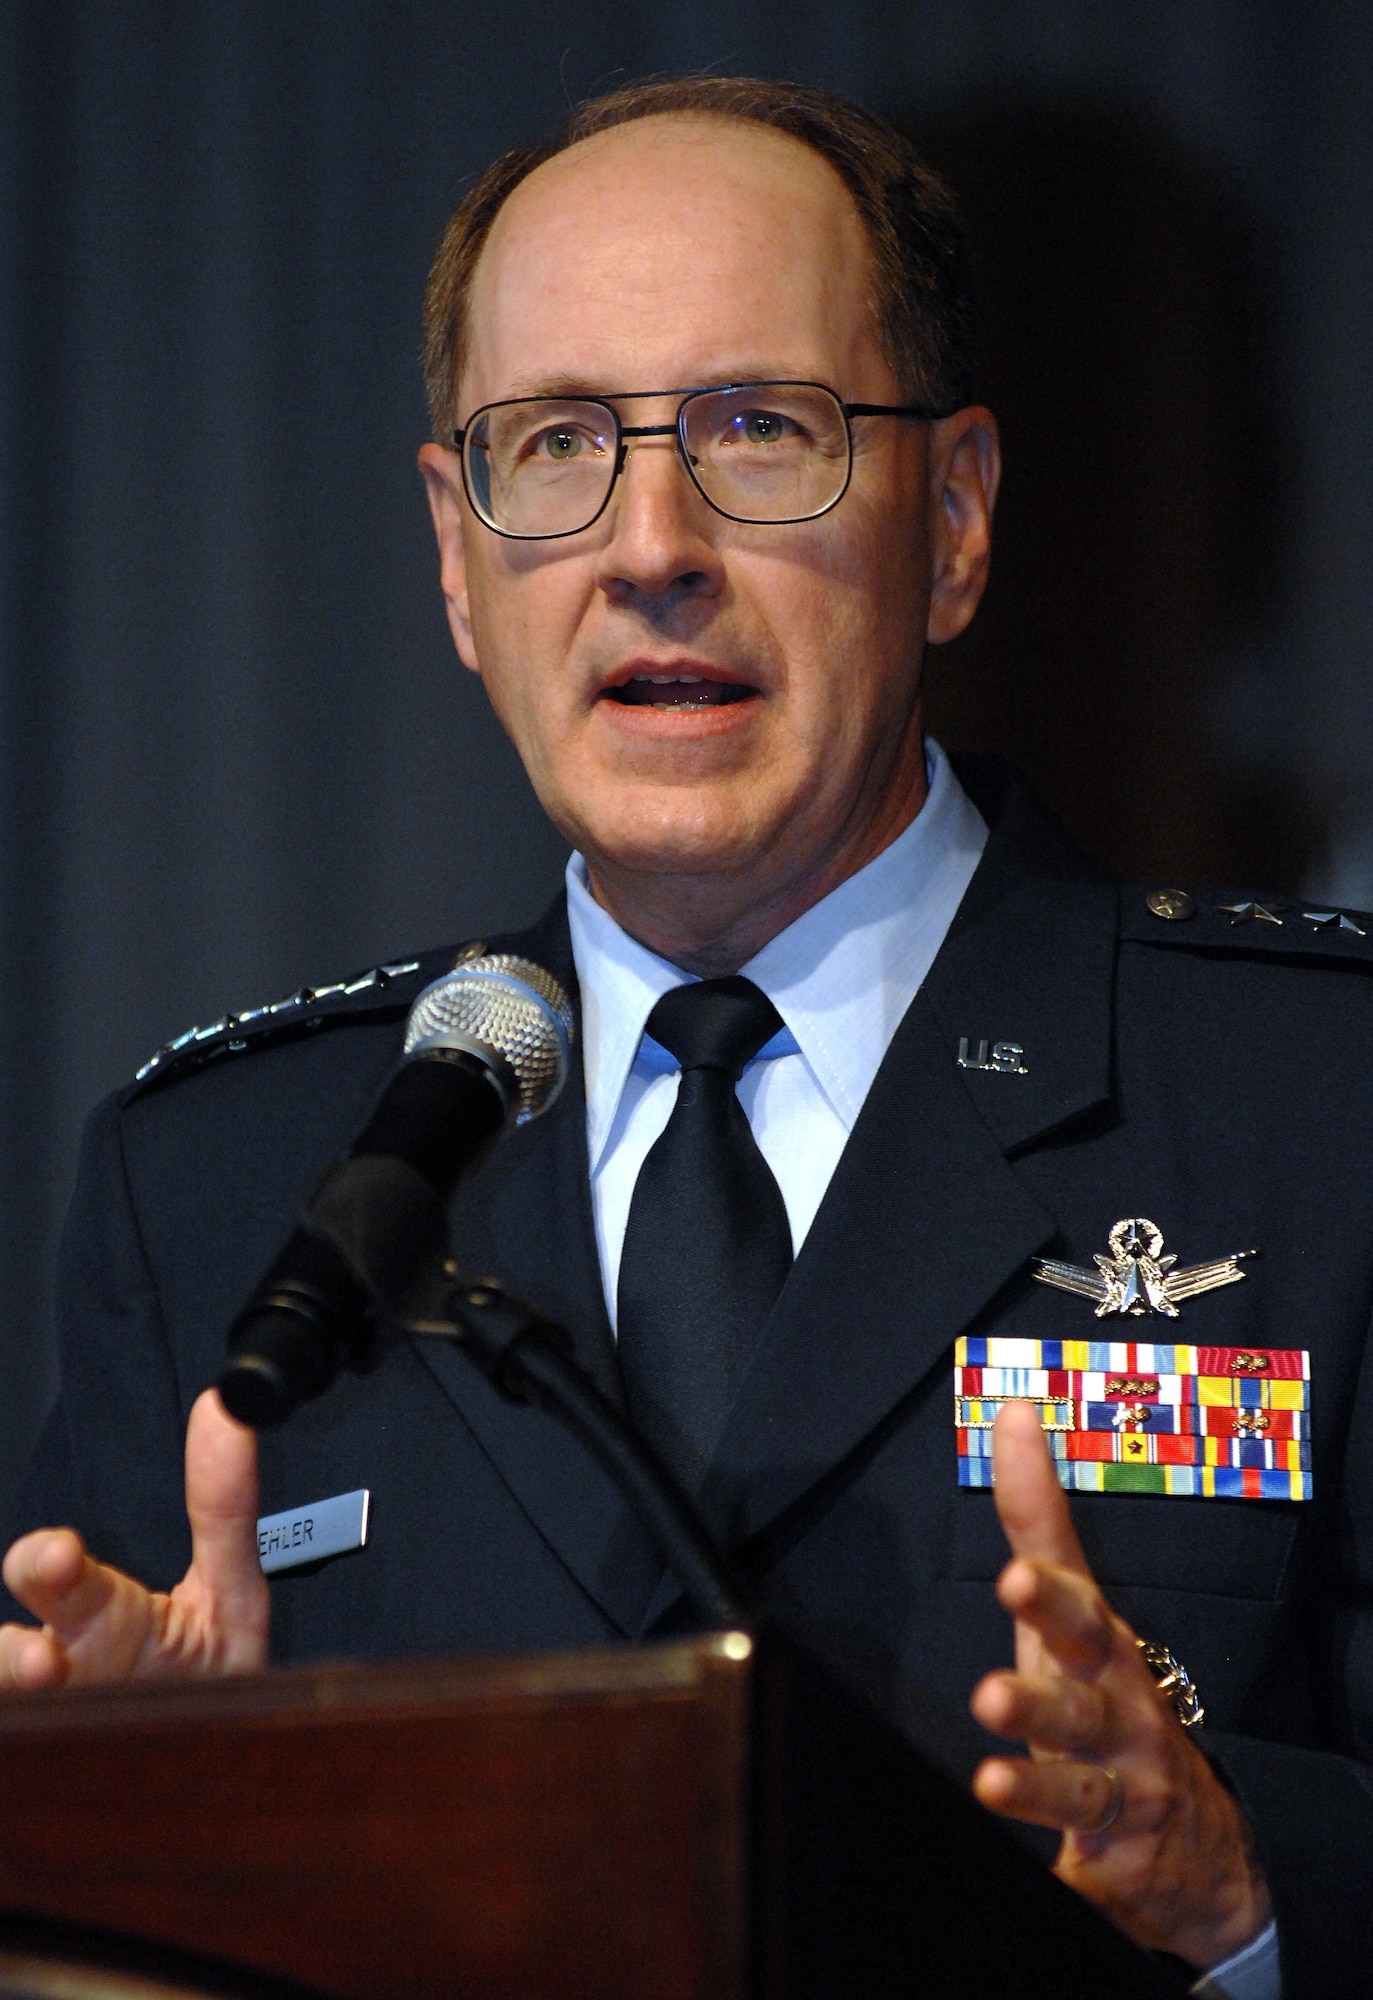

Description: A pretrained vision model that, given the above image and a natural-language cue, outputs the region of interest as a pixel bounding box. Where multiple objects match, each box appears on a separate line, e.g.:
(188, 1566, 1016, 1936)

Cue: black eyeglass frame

(451, 380, 949, 540)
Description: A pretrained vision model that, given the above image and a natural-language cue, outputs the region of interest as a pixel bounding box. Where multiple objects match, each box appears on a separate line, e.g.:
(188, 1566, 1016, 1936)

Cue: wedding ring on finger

(1083, 1764, 1124, 1836)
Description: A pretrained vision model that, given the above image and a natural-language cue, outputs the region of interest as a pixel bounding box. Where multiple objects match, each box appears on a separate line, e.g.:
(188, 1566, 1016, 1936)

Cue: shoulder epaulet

(1121, 886, 1373, 961)
(125, 941, 485, 1100)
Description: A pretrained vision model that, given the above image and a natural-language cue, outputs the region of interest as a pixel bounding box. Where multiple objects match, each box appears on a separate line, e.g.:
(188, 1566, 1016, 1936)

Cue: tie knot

(645, 976, 784, 1082)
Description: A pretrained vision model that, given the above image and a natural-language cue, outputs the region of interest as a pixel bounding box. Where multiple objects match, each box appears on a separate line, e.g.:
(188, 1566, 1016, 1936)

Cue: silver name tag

(256, 1489, 370, 1575)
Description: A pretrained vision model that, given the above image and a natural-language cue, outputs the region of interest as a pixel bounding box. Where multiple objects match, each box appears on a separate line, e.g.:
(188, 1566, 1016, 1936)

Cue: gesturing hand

(0, 1389, 268, 1689)
(970, 1402, 1271, 1968)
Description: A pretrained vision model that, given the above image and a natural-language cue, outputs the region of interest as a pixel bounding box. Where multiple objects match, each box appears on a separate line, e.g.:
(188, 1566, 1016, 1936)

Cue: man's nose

(594, 434, 724, 605)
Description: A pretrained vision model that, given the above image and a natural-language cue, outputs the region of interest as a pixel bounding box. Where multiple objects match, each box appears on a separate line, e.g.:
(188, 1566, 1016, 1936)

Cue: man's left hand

(970, 1402, 1272, 1967)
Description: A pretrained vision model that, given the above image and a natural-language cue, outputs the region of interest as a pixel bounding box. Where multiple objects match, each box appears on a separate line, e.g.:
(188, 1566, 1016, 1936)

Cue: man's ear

(926, 406, 1001, 646)
(417, 443, 481, 675)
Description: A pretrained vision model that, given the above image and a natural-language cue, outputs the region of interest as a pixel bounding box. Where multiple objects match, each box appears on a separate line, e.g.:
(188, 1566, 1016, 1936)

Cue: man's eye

(731, 410, 792, 446)
(539, 428, 584, 461)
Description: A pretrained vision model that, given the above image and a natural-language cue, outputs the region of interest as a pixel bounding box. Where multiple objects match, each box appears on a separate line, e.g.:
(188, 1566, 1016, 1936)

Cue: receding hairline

(503, 104, 855, 181)
(460, 110, 880, 409)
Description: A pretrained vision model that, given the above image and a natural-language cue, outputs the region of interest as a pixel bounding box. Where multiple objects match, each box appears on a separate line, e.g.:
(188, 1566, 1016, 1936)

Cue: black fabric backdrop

(2, 0, 1371, 1526)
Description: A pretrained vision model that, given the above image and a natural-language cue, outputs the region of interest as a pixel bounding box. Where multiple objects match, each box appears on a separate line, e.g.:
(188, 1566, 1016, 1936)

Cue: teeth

(603, 672, 755, 710)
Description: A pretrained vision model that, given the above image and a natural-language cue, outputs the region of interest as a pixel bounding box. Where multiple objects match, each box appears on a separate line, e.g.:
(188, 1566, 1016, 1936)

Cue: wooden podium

(0, 1629, 1186, 2000)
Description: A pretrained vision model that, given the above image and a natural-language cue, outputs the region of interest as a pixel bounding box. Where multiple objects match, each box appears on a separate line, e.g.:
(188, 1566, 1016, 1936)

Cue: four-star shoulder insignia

(126, 951, 450, 1096)
(1033, 1217, 1256, 1319)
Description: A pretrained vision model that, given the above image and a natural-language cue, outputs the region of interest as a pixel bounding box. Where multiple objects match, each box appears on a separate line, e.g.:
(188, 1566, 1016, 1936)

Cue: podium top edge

(0, 1631, 754, 1736)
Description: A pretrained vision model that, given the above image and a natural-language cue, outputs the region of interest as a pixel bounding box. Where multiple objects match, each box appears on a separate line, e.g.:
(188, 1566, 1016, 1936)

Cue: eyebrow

(499, 375, 612, 402)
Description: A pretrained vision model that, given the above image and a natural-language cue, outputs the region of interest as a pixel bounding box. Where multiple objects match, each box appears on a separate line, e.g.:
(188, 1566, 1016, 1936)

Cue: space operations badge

(955, 1337, 1311, 1501)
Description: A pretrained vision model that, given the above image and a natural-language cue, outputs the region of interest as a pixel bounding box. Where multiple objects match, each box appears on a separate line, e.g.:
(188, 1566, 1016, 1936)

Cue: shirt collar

(567, 739, 988, 1169)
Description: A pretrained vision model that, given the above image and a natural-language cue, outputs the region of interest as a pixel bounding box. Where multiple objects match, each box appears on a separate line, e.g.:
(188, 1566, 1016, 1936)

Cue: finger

(177, 1389, 268, 1671)
(2, 1528, 134, 1647)
(995, 1556, 1118, 1678)
(971, 1666, 1108, 1755)
(2, 1527, 89, 1621)
(974, 1753, 1124, 1836)
(0, 1621, 70, 1691)
(184, 1387, 260, 1550)
(7, 1529, 161, 1680)
(992, 1402, 1092, 1576)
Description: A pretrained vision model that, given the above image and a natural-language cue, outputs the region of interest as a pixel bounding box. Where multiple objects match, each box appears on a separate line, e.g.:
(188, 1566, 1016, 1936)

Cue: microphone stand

(390, 1270, 748, 1631)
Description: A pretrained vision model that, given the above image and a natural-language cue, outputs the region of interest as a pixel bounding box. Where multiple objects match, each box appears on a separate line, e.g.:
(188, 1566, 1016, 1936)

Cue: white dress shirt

(564, 736, 1280, 2000)
(568, 738, 988, 1328)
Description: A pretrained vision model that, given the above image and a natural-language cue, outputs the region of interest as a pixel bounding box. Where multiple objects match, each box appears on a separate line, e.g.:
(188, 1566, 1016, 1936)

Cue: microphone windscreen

(402, 953, 573, 1123)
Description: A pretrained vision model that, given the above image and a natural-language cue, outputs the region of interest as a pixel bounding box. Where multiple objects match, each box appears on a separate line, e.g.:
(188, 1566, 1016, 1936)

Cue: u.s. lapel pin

(957, 1037, 1029, 1075)
(1033, 1217, 1255, 1319)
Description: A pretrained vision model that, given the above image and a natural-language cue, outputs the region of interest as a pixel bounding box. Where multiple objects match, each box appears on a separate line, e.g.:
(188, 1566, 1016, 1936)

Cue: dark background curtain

(2, 1, 1370, 1526)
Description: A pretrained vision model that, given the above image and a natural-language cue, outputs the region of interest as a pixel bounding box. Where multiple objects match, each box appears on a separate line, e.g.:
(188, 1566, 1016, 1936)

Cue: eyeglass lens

(463, 384, 852, 537)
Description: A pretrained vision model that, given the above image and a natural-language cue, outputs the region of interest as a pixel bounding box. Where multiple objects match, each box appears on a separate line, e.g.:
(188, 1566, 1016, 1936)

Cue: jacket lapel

(643, 767, 1120, 1621)
(701, 989, 1060, 1534)
(415, 901, 666, 1637)
(923, 756, 1119, 1157)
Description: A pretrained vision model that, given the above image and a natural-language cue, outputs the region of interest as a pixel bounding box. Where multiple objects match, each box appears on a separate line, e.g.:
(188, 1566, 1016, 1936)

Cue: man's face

(421, 117, 996, 960)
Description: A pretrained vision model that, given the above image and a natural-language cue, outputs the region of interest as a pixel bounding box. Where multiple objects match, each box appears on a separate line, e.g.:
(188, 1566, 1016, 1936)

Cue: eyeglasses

(452, 381, 944, 540)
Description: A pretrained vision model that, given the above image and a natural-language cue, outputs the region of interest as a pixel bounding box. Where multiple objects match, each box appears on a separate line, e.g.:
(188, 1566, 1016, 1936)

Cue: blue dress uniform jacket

(6, 759, 1373, 1995)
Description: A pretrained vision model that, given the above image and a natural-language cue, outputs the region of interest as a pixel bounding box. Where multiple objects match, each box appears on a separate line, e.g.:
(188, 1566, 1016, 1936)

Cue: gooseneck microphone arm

(420, 1278, 747, 1629)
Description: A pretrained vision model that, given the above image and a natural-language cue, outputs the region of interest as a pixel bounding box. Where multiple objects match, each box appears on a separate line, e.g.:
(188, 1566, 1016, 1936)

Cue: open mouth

(603, 673, 757, 709)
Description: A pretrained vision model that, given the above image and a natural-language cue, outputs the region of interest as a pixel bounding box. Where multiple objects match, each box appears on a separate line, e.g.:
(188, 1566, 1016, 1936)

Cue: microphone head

(402, 953, 574, 1123)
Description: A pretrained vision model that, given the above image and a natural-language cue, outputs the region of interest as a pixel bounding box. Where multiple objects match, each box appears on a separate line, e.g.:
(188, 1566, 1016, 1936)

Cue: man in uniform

(2, 78, 1370, 1996)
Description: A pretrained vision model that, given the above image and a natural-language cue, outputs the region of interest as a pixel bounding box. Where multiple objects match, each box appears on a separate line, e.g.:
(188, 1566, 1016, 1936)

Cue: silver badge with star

(1032, 1217, 1256, 1319)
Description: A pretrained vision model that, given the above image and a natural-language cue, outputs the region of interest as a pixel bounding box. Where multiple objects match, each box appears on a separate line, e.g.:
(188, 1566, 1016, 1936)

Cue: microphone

(218, 954, 573, 1429)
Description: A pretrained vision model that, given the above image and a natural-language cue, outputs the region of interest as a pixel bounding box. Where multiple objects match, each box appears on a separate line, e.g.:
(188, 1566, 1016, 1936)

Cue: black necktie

(617, 976, 794, 1490)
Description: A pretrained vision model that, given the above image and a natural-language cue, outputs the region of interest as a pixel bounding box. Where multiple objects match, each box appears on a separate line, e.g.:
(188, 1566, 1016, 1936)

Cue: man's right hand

(0, 1388, 268, 1688)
